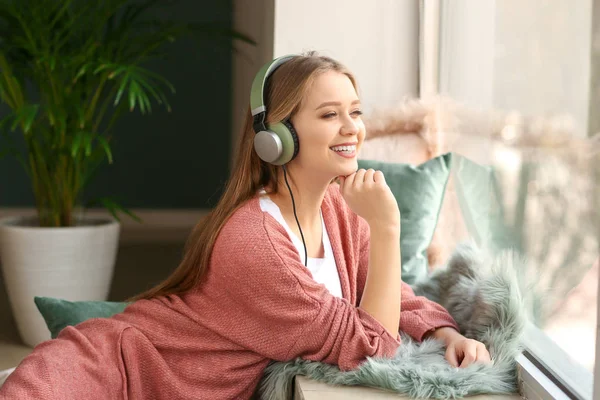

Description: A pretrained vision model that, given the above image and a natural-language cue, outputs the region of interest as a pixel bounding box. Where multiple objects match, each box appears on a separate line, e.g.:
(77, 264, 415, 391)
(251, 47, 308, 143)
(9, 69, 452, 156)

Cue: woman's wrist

(429, 327, 462, 344)
(367, 220, 400, 235)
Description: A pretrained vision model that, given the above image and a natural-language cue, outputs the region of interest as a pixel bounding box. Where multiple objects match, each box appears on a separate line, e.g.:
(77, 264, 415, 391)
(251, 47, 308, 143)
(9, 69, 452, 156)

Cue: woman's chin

(336, 164, 358, 178)
(344, 160, 359, 171)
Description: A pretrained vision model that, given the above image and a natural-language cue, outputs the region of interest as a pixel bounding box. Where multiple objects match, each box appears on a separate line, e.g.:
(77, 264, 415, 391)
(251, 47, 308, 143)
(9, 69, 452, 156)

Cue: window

(429, 0, 600, 397)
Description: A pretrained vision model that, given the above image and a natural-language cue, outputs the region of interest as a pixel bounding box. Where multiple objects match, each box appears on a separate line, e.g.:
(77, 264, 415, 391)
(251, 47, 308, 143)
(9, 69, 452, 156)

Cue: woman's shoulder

(218, 197, 271, 238)
(213, 196, 292, 255)
(209, 196, 309, 284)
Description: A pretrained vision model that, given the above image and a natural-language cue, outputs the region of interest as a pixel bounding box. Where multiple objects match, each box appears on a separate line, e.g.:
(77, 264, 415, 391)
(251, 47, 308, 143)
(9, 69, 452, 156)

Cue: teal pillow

(450, 154, 511, 251)
(34, 296, 129, 339)
(358, 153, 452, 285)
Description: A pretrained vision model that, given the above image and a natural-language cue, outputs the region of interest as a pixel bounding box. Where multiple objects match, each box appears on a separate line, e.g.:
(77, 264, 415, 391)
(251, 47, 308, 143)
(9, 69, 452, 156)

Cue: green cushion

(358, 153, 452, 285)
(34, 296, 129, 339)
(358, 153, 508, 285)
(450, 153, 510, 251)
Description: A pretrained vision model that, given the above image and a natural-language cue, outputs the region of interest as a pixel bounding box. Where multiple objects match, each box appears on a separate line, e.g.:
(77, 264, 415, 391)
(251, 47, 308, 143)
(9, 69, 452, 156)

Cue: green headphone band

(250, 55, 299, 165)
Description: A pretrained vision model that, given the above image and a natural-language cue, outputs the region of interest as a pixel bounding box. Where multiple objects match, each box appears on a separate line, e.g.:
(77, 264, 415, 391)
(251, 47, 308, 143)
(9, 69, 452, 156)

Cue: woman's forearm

(358, 224, 401, 336)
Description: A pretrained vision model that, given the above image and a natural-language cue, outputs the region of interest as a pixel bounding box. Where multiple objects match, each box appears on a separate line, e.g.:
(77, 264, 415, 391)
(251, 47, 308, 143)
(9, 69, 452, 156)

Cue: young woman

(0, 52, 490, 400)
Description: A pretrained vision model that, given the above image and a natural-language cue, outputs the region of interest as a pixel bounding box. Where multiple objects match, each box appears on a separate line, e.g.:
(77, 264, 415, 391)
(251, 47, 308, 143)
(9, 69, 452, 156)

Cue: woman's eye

(322, 110, 363, 119)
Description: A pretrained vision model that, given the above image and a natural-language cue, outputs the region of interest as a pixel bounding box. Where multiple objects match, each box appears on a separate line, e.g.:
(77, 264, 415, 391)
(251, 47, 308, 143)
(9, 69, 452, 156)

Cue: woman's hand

(338, 169, 400, 228)
(430, 327, 492, 368)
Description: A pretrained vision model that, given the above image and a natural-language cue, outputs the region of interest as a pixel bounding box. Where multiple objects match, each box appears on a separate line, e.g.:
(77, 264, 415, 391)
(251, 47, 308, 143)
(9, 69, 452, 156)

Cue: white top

(258, 188, 343, 298)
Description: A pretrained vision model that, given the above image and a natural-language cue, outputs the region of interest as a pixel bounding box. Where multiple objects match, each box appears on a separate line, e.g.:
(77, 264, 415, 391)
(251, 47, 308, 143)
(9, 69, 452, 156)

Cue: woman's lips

(330, 149, 356, 158)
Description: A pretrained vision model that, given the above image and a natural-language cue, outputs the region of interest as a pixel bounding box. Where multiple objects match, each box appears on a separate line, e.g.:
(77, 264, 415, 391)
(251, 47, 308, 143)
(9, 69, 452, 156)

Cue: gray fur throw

(258, 242, 529, 399)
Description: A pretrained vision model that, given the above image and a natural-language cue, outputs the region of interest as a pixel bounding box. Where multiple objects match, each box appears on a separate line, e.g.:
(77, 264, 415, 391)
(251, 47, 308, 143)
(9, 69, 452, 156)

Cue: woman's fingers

(477, 343, 492, 364)
(459, 341, 478, 368)
(354, 169, 366, 186)
(343, 171, 357, 190)
(339, 168, 382, 189)
(338, 168, 399, 226)
(446, 339, 492, 369)
(337, 176, 346, 192)
(373, 170, 386, 184)
(364, 168, 375, 184)
(445, 344, 459, 368)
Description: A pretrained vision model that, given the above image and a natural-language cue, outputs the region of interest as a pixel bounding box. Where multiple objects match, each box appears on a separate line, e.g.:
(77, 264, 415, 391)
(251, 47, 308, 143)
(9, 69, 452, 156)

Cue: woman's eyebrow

(315, 99, 361, 110)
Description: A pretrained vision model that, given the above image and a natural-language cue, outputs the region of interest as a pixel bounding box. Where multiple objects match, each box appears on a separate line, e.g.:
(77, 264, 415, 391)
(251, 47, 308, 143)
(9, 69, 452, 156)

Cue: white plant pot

(0, 216, 120, 347)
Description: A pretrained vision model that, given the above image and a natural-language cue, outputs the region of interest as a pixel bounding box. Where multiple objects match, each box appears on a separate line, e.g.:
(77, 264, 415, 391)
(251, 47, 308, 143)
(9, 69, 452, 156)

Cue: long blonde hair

(130, 51, 357, 300)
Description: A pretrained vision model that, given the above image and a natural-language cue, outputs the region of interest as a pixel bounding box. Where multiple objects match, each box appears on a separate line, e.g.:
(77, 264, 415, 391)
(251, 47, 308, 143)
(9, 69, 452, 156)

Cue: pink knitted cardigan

(0, 184, 459, 400)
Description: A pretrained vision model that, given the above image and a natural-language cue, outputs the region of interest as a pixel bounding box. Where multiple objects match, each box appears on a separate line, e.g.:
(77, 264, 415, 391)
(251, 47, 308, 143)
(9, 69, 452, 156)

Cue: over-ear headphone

(250, 55, 309, 267)
(250, 55, 300, 165)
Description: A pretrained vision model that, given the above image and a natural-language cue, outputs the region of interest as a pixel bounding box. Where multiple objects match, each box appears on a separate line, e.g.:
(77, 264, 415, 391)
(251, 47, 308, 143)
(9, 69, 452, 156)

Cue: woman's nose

(340, 116, 359, 135)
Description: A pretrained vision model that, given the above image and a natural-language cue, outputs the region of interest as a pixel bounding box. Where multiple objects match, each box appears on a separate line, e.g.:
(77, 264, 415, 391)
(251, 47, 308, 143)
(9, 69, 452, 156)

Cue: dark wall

(0, 0, 234, 209)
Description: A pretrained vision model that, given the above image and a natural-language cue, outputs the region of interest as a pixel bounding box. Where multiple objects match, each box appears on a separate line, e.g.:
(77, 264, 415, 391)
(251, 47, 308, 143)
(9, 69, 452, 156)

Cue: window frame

(421, 0, 600, 398)
(519, 322, 594, 399)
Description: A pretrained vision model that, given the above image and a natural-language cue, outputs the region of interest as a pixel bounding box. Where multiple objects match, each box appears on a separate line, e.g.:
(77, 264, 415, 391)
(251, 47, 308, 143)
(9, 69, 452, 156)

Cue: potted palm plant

(0, 0, 253, 347)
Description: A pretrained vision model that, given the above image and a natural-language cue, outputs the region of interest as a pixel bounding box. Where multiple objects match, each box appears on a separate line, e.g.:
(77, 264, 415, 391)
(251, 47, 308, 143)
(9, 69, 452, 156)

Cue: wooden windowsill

(293, 375, 522, 400)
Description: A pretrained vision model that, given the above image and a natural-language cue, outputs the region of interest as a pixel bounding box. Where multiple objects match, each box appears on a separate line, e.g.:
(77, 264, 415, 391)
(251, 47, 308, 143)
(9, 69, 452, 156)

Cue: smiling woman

(262, 68, 366, 265)
(0, 52, 479, 400)
(282, 70, 365, 188)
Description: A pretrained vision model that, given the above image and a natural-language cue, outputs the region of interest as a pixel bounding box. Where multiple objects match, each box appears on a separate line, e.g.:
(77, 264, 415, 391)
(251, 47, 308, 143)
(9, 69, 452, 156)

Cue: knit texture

(258, 242, 528, 399)
(0, 184, 458, 400)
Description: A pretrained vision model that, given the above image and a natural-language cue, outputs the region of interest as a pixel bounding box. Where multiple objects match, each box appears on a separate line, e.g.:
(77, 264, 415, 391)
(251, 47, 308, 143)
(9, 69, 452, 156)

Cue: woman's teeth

(330, 145, 356, 153)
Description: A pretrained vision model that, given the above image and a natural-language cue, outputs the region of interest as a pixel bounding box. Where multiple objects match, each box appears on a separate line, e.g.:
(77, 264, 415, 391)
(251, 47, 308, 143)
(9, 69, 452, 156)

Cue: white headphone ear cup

(254, 130, 282, 163)
(264, 122, 298, 165)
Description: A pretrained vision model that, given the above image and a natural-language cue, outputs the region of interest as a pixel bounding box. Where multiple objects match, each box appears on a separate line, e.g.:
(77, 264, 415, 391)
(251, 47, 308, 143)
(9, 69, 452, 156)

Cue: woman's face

(290, 70, 365, 180)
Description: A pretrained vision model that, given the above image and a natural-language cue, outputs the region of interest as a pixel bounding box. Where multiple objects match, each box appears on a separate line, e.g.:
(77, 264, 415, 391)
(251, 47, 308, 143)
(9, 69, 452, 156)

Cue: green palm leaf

(0, 0, 255, 227)
(96, 136, 113, 164)
(88, 197, 142, 223)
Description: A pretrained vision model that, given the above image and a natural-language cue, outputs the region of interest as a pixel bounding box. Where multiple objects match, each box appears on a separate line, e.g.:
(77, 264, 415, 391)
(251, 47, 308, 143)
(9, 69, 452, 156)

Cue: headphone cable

(282, 164, 308, 267)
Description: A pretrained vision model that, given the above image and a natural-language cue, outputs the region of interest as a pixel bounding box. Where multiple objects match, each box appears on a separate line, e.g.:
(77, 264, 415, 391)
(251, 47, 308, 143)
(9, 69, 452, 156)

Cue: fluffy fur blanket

(258, 242, 529, 399)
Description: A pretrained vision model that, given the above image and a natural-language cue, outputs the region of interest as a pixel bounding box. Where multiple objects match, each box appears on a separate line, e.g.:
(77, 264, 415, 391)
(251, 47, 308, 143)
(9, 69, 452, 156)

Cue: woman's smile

(330, 147, 357, 158)
(329, 142, 358, 158)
